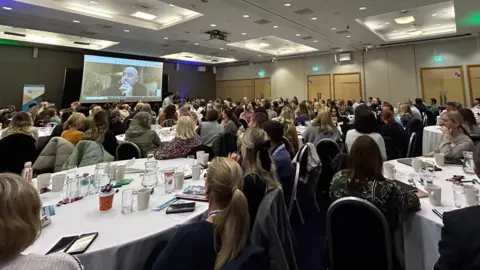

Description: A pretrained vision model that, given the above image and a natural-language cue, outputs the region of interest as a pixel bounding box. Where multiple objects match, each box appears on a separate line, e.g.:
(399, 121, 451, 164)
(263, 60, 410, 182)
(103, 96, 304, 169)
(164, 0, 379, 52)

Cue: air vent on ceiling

(302, 36, 313, 40)
(4, 31, 26, 37)
(95, 24, 113, 29)
(73, 41, 90, 45)
(133, 3, 152, 9)
(335, 30, 350, 35)
(253, 19, 271, 25)
(80, 31, 96, 36)
(294, 8, 314, 15)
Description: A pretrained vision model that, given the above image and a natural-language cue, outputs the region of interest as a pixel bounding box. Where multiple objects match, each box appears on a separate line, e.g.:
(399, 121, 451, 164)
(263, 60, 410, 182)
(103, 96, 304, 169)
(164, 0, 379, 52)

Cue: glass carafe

(463, 151, 475, 174)
(142, 161, 159, 188)
(91, 163, 109, 195)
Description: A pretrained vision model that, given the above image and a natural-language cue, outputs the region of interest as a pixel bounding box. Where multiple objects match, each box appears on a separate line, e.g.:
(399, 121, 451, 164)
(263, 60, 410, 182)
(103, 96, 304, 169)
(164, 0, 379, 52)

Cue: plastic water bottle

(22, 162, 33, 184)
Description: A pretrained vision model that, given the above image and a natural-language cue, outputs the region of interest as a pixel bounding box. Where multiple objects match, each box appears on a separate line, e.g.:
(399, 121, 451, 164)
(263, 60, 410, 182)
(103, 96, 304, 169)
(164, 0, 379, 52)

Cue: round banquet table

(390, 157, 470, 270)
(422, 126, 443, 155)
(25, 158, 208, 270)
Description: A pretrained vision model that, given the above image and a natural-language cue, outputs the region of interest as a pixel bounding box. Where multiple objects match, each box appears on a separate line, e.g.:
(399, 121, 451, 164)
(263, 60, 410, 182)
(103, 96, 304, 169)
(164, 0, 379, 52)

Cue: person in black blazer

(434, 143, 480, 270)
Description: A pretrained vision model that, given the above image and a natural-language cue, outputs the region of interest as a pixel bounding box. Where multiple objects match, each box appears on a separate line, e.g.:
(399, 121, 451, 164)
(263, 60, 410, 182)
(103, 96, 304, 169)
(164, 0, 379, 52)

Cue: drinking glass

(146, 151, 155, 161)
(162, 167, 176, 194)
(463, 151, 475, 174)
(142, 161, 159, 188)
(66, 167, 79, 199)
(121, 189, 135, 214)
(187, 155, 196, 166)
(453, 184, 466, 208)
(421, 161, 435, 185)
(92, 163, 109, 195)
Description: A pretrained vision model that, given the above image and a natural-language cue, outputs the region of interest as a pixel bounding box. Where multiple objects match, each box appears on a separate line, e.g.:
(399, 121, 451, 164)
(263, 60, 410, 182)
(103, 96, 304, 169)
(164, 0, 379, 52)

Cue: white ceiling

(0, 0, 478, 64)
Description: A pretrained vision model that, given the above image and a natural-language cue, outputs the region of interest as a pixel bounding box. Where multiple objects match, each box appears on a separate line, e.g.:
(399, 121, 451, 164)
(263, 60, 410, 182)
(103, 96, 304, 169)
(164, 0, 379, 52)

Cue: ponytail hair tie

(232, 187, 238, 194)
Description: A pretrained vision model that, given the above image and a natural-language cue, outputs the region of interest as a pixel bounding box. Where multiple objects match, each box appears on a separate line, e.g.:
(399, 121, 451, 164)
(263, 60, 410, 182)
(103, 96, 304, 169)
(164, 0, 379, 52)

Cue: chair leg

(312, 191, 320, 212)
(296, 201, 305, 225)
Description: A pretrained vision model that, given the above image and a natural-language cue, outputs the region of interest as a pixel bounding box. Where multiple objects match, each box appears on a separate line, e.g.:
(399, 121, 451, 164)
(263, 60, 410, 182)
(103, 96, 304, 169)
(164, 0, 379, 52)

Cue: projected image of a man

(102, 67, 147, 97)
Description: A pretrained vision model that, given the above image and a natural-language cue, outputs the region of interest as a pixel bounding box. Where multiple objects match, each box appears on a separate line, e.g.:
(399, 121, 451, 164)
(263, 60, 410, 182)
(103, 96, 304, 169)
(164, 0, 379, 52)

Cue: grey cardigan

(436, 133, 474, 160)
(0, 253, 83, 270)
(302, 125, 342, 146)
(200, 121, 224, 147)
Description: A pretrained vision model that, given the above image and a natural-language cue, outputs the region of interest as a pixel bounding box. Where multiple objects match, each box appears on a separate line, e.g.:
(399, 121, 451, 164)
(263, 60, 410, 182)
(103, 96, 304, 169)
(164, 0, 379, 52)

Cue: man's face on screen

(121, 67, 138, 86)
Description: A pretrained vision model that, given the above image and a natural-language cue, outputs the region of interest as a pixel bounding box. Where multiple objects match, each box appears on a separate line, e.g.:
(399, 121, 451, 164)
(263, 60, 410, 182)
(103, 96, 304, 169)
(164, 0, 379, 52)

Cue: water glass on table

(142, 161, 159, 188)
(122, 188, 135, 214)
(463, 151, 475, 174)
(66, 166, 79, 199)
(453, 184, 466, 208)
(162, 167, 175, 194)
(92, 163, 109, 195)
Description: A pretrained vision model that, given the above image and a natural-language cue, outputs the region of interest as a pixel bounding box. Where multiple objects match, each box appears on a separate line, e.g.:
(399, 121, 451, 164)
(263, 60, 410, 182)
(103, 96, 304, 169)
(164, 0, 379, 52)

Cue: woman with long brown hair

(152, 157, 252, 270)
(0, 112, 38, 141)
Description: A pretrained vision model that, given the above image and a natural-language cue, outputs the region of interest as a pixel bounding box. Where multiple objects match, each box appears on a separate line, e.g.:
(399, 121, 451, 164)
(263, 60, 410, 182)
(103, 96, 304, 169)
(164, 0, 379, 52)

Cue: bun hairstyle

(241, 128, 280, 189)
(206, 157, 249, 270)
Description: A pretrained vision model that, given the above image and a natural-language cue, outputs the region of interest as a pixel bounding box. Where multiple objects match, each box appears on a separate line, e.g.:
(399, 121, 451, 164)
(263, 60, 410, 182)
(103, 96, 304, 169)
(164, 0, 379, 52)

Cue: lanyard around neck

(207, 210, 221, 219)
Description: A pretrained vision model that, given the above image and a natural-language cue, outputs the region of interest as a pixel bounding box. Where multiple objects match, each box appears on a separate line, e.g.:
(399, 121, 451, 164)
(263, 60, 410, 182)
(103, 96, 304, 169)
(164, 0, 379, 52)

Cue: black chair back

(222, 245, 269, 270)
(314, 138, 340, 167)
(471, 134, 480, 145)
(239, 118, 248, 129)
(383, 136, 403, 160)
(0, 134, 37, 174)
(406, 133, 417, 158)
(327, 197, 394, 270)
(425, 110, 436, 126)
(162, 119, 176, 128)
(212, 133, 237, 157)
(406, 119, 423, 157)
(116, 142, 142, 160)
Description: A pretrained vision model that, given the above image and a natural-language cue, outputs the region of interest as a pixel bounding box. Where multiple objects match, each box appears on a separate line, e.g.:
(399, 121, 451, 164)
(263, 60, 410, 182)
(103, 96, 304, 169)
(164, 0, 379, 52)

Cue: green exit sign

(434, 56, 443, 62)
(312, 66, 319, 72)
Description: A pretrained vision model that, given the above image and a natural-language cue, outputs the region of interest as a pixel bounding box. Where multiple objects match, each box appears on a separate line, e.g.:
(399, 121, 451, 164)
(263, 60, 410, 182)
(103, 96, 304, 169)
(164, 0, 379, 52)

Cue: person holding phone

(0, 173, 83, 270)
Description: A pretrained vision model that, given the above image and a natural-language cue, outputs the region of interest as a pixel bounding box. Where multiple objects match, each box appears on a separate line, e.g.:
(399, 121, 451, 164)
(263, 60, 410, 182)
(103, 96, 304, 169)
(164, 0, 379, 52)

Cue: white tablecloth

(25, 158, 208, 270)
(422, 126, 443, 155)
(391, 158, 472, 270)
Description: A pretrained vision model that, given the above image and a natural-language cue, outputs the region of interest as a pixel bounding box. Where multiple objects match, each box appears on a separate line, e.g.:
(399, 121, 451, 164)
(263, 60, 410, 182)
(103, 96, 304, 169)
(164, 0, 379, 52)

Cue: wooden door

(307, 74, 331, 101)
(468, 65, 480, 103)
(254, 78, 271, 99)
(333, 73, 362, 101)
(216, 79, 254, 101)
(421, 66, 466, 106)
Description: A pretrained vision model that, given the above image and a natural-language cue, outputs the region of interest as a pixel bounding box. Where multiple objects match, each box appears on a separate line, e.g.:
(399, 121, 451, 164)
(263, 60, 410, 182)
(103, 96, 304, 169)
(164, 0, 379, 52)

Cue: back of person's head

(263, 120, 284, 144)
(64, 112, 85, 130)
(84, 111, 109, 143)
(140, 103, 152, 114)
(313, 109, 334, 133)
(264, 100, 271, 110)
(60, 109, 73, 123)
(347, 100, 353, 107)
(178, 106, 192, 118)
(76, 106, 89, 117)
(206, 157, 249, 270)
(241, 128, 280, 188)
(10, 112, 33, 129)
(0, 173, 41, 261)
(430, 98, 437, 104)
(353, 105, 378, 134)
(176, 116, 196, 140)
(90, 106, 102, 117)
(249, 112, 268, 129)
(415, 98, 423, 105)
(399, 103, 412, 114)
(380, 109, 395, 124)
(279, 106, 294, 123)
(382, 102, 394, 112)
(348, 136, 384, 183)
(206, 109, 219, 122)
(273, 101, 278, 108)
(135, 102, 145, 111)
(298, 102, 308, 115)
(458, 108, 477, 126)
(164, 104, 176, 119)
(132, 112, 152, 130)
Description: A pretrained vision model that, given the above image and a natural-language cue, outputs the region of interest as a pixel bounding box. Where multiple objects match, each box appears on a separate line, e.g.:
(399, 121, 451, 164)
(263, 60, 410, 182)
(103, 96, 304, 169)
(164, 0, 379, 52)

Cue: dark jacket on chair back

(0, 134, 37, 174)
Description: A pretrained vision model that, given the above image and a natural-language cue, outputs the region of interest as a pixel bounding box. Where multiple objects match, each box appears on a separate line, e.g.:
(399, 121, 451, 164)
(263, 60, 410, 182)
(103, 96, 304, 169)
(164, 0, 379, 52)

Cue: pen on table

(155, 198, 178, 211)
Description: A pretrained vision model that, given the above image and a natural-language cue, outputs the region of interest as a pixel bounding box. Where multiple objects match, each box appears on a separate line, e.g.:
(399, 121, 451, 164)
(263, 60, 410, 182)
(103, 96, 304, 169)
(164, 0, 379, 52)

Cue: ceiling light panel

(0, 24, 117, 50)
(14, 0, 203, 31)
(228, 35, 318, 56)
(356, 1, 456, 41)
(161, 52, 237, 64)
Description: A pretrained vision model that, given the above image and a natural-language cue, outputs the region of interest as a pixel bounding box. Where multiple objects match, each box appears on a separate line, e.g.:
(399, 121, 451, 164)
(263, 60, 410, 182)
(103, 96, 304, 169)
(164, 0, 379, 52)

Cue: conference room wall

(0, 45, 217, 108)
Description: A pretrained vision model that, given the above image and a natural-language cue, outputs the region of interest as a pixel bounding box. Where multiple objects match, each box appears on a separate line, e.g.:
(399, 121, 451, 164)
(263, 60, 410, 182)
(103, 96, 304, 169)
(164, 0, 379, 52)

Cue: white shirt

(162, 97, 171, 108)
(472, 106, 480, 125)
(345, 129, 387, 160)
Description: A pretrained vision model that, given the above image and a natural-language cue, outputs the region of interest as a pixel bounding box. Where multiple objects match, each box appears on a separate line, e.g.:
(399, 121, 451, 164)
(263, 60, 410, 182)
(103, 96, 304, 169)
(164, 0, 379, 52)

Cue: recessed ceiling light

(407, 30, 423, 36)
(395, 16, 415, 24)
(359, 7, 366, 10)
(2, 6, 12, 10)
(431, 13, 438, 17)
(284, 3, 291, 7)
(130, 11, 157, 20)
(311, 17, 318, 20)
(393, 30, 398, 33)
(296, 34, 300, 36)
(339, 49, 343, 52)
(169, 4, 175, 7)
(385, 22, 390, 25)
(313, 40, 318, 43)
(89, 1, 98, 4)
(258, 55, 262, 57)
(194, 43, 199, 45)
(210, 24, 216, 27)
(241, 32, 247, 35)
(124, 29, 130, 32)
(346, 35, 351, 38)
(273, 25, 279, 28)
(220, 48, 224, 50)
(259, 43, 270, 47)
(73, 20, 80, 23)
(243, 15, 249, 18)
(435, 24, 442, 26)
(164, 37, 168, 40)
(331, 27, 336, 30)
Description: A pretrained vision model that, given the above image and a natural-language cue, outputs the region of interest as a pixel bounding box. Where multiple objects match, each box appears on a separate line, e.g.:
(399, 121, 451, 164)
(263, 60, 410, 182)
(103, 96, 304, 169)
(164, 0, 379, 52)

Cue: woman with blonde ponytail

(152, 157, 251, 270)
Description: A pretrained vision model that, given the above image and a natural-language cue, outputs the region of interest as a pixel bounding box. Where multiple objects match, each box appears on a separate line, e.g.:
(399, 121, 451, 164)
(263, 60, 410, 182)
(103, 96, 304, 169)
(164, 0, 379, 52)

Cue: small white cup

(384, 163, 396, 179)
(192, 165, 203, 180)
(427, 184, 442, 206)
(200, 153, 209, 165)
(412, 158, 422, 172)
(116, 165, 126, 181)
(464, 185, 479, 207)
(51, 174, 66, 192)
(196, 151, 205, 159)
(137, 188, 151, 211)
(434, 153, 445, 166)
(173, 172, 185, 190)
(37, 173, 52, 190)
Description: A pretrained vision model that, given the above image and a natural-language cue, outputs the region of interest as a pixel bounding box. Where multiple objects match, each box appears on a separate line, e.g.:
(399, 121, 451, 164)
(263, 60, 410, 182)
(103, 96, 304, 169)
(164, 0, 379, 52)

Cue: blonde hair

(399, 103, 412, 115)
(175, 116, 196, 140)
(246, 104, 254, 113)
(278, 106, 294, 124)
(90, 106, 102, 117)
(64, 112, 85, 130)
(313, 109, 334, 133)
(445, 111, 464, 126)
(241, 128, 281, 188)
(135, 102, 145, 111)
(206, 158, 249, 270)
(0, 173, 42, 261)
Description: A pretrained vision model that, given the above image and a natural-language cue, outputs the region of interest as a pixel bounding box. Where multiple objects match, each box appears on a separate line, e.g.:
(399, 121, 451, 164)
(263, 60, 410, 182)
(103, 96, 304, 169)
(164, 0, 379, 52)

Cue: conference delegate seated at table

(399, 103, 415, 128)
(263, 121, 293, 191)
(49, 109, 73, 139)
(345, 105, 387, 160)
(0, 173, 83, 270)
(198, 109, 224, 147)
(155, 116, 201, 160)
(302, 109, 342, 146)
(83, 111, 118, 157)
(0, 112, 39, 141)
(379, 110, 409, 158)
(152, 158, 267, 270)
(294, 102, 311, 126)
(434, 111, 474, 160)
(109, 109, 126, 136)
(61, 113, 85, 146)
(458, 108, 480, 135)
(158, 104, 177, 125)
(125, 112, 161, 157)
(221, 107, 241, 136)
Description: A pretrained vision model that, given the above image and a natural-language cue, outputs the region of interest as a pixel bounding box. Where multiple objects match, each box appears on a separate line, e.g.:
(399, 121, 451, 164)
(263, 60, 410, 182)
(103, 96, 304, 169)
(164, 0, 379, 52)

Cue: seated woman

(49, 109, 73, 139)
(459, 108, 480, 135)
(345, 105, 387, 160)
(221, 107, 241, 135)
(236, 128, 281, 227)
(158, 104, 177, 125)
(199, 109, 224, 147)
(84, 111, 118, 157)
(125, 112, 161, 158)
(435, 111, 474, 160)
(61, 113, 85, 145)
(0, 112, 38, 141)
(240, 104, 254, 122)
(84, 105, 102, 131)
(399, 103, 415, 128)
(0, 173, 83, 270)
(152, 158, 253, 270)
(330, 135, 420, 230)
(109, 109, 126, 136)
(302, 109, 342, 146)
(294, 102, 311, 126)
(379, 110, 409, 159)
(155, 116, 201, 160)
